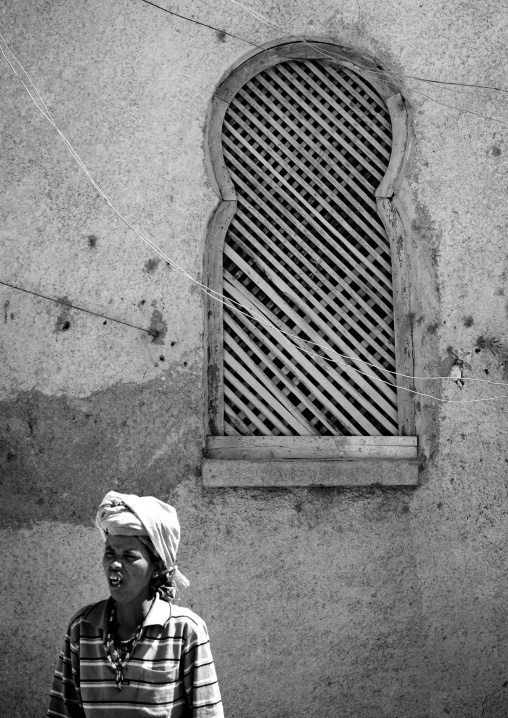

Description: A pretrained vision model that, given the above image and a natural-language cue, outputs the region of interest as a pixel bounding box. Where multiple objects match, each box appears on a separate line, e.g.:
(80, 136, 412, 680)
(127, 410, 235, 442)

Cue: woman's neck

(115, 596, 153, 635)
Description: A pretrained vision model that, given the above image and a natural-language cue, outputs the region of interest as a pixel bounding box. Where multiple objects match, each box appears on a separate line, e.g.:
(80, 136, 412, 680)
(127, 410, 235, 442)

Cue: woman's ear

(152, 558, 165, 578)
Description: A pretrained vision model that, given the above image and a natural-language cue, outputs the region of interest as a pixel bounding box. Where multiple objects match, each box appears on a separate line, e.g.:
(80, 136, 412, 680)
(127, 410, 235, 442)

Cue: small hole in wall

(183, 361, 188, 367)
(62, 321, 71, 331)
(159, 355, 165, 361)
(103, 321, 107, 325)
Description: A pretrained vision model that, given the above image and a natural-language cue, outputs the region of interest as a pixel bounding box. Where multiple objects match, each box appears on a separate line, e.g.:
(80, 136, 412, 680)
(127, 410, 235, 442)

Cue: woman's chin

(108, 582, 126, 599)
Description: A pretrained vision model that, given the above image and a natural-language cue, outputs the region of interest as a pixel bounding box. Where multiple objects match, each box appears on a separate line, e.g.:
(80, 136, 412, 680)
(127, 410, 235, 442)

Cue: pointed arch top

(205, 40, 412, 203)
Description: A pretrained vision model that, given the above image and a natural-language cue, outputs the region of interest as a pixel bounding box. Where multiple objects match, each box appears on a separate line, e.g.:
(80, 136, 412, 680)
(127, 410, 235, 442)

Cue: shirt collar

(145, 594, 172, 627)
(83, 594, 171, 632)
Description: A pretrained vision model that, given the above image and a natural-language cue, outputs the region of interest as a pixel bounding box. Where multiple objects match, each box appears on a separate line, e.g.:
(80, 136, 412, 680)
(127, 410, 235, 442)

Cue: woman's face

(103, 534, 158, 605)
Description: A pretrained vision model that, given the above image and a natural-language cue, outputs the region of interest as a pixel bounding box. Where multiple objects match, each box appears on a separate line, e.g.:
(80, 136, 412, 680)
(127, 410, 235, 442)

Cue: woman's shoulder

(67, 598, 109, 628)
(169, 604, 210, 634)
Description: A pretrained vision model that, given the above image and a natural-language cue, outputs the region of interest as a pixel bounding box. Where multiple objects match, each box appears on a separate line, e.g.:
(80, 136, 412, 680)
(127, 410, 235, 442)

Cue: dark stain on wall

(54, 296, 73, 332)
(149, 309, 167, 344)
(0, 374, 202, 528)
(144, 258, 160, 273)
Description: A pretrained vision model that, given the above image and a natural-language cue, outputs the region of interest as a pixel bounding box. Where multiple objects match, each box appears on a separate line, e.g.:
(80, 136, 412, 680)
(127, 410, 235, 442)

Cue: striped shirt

(48, 595, 224, 717)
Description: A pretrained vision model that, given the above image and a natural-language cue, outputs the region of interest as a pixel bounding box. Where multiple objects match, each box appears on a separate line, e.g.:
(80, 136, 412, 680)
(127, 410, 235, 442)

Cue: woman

(48, 491, 224, 717)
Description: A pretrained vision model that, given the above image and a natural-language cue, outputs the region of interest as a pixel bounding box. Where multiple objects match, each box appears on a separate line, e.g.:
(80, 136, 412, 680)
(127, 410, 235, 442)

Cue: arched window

(204, 41, 417, 475)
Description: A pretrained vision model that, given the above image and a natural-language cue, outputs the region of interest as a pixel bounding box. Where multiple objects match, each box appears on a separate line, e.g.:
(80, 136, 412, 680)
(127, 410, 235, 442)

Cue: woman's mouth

(109, 573, 123, 587)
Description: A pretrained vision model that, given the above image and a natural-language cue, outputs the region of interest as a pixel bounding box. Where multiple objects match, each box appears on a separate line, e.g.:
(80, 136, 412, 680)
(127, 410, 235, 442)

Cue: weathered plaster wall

(1, 1, 508, 717)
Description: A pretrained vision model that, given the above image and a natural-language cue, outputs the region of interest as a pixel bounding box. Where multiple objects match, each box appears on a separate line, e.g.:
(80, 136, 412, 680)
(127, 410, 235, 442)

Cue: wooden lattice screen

(218, 58, 399, 438)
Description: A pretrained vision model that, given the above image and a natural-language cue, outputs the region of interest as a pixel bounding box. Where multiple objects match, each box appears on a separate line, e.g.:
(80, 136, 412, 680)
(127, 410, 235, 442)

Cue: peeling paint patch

(87, 234, 98, 248)
(0, 378, 202, 527)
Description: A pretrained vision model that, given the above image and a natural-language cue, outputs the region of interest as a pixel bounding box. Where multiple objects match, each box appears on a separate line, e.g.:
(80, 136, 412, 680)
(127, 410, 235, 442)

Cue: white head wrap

(96, 491, 189, 589)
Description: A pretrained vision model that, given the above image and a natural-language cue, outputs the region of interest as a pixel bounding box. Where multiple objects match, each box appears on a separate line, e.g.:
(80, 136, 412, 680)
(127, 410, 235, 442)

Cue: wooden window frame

(202, 40, 418, 487)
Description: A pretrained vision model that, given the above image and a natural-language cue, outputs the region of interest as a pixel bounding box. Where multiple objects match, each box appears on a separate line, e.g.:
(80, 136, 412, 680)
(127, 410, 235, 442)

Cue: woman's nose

(110, 559, 122, 570)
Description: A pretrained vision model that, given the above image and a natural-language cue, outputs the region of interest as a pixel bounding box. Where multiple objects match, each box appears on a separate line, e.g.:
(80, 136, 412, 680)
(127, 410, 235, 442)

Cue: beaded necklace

(105, 601, 152, 690)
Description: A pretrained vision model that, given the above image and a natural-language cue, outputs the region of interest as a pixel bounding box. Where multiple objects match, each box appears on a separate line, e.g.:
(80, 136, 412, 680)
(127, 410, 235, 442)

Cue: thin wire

(409, 86, 508, 128)
(0, 33, 203, 287)
(224, 300, 508, 404)
(360, 66, 508, 104)
(2, 32, 508, 405)
(0, 280, 154, 335)
(138, 0, 508, 98)
(226, 0, 508, 124)
(137, 0, 253, 45)
(278, 332, 508, 405)
(140, 0, 508, 125)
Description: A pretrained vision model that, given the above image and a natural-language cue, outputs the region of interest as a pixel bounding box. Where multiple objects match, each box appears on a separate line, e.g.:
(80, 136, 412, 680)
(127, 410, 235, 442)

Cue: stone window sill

(202, 458, 419, 487)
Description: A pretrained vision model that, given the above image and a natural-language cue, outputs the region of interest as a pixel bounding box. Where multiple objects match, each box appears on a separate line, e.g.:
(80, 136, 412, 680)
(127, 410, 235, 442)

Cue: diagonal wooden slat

(340, 66, 392, 115)
(225, 408, 264, 436)
(270, 64, 389, 174)
(323, 65, 392, 131)
(269, 66, 387, 179)
(224, 312, 340, 434)
(253, 73, 385, 186)
(225, 279, 388, 435)
(224, 280, 398, 436)
(224, 334, 319, 435)
(224, 262, 398, 427)
(305, 62, 393, 144)
(223, 418, 242, 435)
(228, 222, 397, 370)
(233, 183, 395, 328)
(223, 125, 392, 276)
(228, 254, 396, 398)
(231, 209, 395, 349)
(225, 282, 372, 434)
(286, 62, 392, 161)
(237, 85, 380, 212)
(226, 104, 391, 256)
(222, 142, 394, 301)
(224, 353, 315, 435)
(224, 379, 279, 435)
(224, 124, 389, 281)
(222, 149, 395, 307)
(223, 249, 399, 422)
